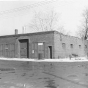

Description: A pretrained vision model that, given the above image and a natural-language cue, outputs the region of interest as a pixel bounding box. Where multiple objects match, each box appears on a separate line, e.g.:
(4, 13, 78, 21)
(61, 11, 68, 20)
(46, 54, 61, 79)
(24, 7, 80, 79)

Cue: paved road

(0, 60, 88, 88)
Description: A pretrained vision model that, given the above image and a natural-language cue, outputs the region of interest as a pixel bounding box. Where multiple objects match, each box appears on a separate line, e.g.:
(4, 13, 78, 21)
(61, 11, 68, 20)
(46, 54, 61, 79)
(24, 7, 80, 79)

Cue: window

(79, 45, 81, 48)
(0, 44, 3, 51)
(62, 43, 66, 49)
(5, 44, 9, 57)
(38, 42, 44, 59)
(9, 44, 15, 58)
(0, 44, 3, 56)
(70, 44, 73, 48)
(85, 45, 87, 48)
(5, 44, 8, 50)
(38, 42, 44, 51)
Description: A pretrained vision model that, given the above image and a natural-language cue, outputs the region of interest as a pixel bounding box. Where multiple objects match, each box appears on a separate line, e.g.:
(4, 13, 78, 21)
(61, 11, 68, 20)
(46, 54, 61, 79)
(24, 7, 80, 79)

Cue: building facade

(0, 30, 87, 59)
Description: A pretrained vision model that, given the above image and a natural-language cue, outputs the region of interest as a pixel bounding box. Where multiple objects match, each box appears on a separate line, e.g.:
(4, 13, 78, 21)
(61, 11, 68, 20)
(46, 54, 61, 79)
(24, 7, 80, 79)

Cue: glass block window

(79, 45, 81, 48)
(85, 45, 87, 48)
(62, 43, 66, 49)
(70, 44, 73, 48)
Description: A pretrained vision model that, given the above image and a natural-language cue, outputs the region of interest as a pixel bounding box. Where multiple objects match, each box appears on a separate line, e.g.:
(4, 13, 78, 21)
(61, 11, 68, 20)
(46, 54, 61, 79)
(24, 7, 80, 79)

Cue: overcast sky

(0, 0, 88, 36)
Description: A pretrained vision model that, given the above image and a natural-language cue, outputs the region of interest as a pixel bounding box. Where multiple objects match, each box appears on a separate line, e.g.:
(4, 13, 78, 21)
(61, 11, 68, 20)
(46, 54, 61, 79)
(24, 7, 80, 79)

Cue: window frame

(62, 43, 66, 49)
(70, 44, 73, 49)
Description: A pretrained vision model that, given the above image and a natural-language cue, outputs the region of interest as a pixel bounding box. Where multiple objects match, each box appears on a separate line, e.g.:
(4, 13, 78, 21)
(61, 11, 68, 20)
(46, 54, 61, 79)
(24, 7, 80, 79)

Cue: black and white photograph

(0, 0, 88, 88)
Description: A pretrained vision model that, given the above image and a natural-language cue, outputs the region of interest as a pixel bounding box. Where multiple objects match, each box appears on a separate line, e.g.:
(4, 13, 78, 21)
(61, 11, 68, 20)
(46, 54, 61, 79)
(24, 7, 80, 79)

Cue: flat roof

(0, 30, 55, 38)
(0, 30, 86, 41)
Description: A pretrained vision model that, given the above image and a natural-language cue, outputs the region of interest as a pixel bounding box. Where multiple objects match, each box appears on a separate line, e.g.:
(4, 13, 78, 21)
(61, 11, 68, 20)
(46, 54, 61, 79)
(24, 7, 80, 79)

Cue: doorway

(19, 39, 29, 58)
(48, 46, 52, 59)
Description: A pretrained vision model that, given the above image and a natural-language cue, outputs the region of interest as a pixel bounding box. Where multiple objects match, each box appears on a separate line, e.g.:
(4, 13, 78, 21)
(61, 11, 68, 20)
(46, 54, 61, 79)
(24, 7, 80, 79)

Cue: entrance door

(19, 39, 29, 58)
(48, 46, 52, 59)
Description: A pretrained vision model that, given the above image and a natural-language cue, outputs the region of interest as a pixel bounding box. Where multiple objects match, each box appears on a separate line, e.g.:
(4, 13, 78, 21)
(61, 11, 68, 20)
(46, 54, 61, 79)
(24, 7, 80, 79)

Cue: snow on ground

(0, 56, 87, 62)
(0, 57, 88, 88)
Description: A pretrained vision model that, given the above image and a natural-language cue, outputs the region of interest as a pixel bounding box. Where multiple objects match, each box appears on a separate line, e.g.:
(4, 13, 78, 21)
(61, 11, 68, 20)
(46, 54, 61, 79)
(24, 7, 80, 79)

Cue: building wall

(54, 31, 87, 58)
(28, 32, 54, 59)
(0, 36, 17, 58)
(0, 31, 54, 59)
(0, 31, 87, 59)
(84, 40, 88, 56)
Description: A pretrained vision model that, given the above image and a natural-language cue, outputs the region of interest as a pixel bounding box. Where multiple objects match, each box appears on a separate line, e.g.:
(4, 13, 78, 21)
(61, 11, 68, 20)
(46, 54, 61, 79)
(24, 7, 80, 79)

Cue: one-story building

(0, 30, 87, 59)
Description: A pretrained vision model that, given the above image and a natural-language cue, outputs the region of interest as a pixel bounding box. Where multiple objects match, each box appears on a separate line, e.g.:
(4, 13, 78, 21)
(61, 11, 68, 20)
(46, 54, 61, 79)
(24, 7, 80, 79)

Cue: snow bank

(0, 57, 87, 62)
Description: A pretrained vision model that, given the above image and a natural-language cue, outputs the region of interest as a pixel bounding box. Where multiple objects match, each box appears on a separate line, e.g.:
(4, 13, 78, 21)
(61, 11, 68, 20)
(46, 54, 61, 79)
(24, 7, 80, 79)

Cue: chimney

(22, 26, 26, 34)
(15, 29, 18, 35)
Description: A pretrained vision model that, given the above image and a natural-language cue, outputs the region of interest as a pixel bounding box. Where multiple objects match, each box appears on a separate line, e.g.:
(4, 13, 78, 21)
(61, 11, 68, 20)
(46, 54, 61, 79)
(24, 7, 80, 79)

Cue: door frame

(48, 46, 52, 59)
(19, 39, 29, 58)
(17, 36, 30, 58)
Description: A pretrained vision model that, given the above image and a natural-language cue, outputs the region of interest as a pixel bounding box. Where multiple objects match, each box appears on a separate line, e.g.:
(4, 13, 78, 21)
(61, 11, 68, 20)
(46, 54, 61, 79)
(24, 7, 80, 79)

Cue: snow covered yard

(0, 57, 87, 88)
(0, 56, 87, 62)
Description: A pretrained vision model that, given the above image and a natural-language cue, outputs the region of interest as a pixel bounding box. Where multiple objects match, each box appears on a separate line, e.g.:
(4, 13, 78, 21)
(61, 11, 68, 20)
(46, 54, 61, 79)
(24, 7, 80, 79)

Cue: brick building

(0, 30, 87, 59)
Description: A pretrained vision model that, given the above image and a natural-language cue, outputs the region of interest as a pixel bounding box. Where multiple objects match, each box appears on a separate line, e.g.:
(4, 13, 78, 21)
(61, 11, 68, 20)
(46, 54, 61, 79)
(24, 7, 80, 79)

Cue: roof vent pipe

(15, 29, 18, 35)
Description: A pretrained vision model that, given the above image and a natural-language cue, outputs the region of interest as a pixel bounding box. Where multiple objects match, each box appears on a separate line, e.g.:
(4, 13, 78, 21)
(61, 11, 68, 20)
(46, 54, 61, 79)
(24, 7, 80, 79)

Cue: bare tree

(77, 9, 88, 39)
(29, 11, 61, 32)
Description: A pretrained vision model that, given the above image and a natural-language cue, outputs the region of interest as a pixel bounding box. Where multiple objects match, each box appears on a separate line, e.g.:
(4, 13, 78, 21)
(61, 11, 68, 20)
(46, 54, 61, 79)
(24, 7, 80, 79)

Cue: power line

(0, 0, 57, 16)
